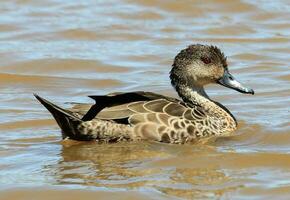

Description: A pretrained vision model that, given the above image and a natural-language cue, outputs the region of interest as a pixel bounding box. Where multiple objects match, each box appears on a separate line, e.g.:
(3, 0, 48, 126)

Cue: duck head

(170, 44, 254, 95)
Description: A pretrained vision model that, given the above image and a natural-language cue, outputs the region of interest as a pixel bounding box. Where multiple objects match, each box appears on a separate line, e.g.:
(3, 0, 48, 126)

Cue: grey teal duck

(34, 44, 254, 144)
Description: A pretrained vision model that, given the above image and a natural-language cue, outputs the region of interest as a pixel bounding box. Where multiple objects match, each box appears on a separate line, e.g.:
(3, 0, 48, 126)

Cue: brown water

(0, 0, 289, 199)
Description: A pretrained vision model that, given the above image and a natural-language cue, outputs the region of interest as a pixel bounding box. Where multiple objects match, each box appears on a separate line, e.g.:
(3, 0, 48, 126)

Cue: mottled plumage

(35, 44, 254, 144)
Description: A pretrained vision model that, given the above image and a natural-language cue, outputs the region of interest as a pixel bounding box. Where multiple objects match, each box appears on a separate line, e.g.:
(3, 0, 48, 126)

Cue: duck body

(35, 44, 254, 144)
(35, 91, 236, 144)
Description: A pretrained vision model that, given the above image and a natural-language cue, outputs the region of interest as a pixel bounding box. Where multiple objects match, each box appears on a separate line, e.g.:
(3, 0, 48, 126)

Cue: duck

(34, 44, 254, 144)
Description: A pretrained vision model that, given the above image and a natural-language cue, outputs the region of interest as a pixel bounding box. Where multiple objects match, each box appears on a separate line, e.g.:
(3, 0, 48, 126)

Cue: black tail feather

(34, 94, 82, 139)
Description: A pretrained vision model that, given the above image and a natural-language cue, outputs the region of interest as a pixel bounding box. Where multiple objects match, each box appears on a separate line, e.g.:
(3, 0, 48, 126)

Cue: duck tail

(34, 94, 84, 140)
(34, 94, 134, 142)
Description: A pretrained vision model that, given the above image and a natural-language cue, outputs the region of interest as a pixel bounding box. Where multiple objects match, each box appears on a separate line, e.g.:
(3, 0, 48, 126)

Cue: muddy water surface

(0, 0, 290, 199)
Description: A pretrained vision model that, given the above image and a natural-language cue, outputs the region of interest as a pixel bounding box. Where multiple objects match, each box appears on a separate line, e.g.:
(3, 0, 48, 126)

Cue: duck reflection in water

(46, 141, 237, 199)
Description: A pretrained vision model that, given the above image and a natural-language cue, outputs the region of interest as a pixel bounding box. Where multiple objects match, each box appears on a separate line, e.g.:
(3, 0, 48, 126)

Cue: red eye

(201, 57, 211, 64)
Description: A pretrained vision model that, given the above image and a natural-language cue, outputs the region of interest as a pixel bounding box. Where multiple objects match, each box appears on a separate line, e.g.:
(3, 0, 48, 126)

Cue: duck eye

(201, 57, 211, 64)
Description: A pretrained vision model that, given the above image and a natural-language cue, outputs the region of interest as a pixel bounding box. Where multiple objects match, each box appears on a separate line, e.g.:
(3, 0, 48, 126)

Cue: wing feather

(143, 99, 170, 112)
(183, 109, 195, 120)
(127, 101, 149, 113)
(163, 102, 186, 117)
(128, 114, 147, 124)
(156, 113, 171, 126)
(134, 123, 161, 141)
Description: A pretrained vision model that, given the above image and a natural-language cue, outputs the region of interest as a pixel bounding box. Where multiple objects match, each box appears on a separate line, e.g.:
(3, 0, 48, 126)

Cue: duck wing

(70, 91, 182, 121)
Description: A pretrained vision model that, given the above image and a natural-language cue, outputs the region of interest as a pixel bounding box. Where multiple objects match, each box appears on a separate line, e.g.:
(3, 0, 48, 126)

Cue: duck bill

(217, 69, 254, 95)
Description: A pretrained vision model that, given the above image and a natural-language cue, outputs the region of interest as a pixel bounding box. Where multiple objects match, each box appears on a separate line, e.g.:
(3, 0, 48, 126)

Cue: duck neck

(175, 84, 212, 108)
(174, 84, 237, 126)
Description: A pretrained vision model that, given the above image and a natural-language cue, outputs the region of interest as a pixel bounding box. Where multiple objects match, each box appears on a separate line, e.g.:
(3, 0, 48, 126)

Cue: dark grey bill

(217, 69, 254, 95)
